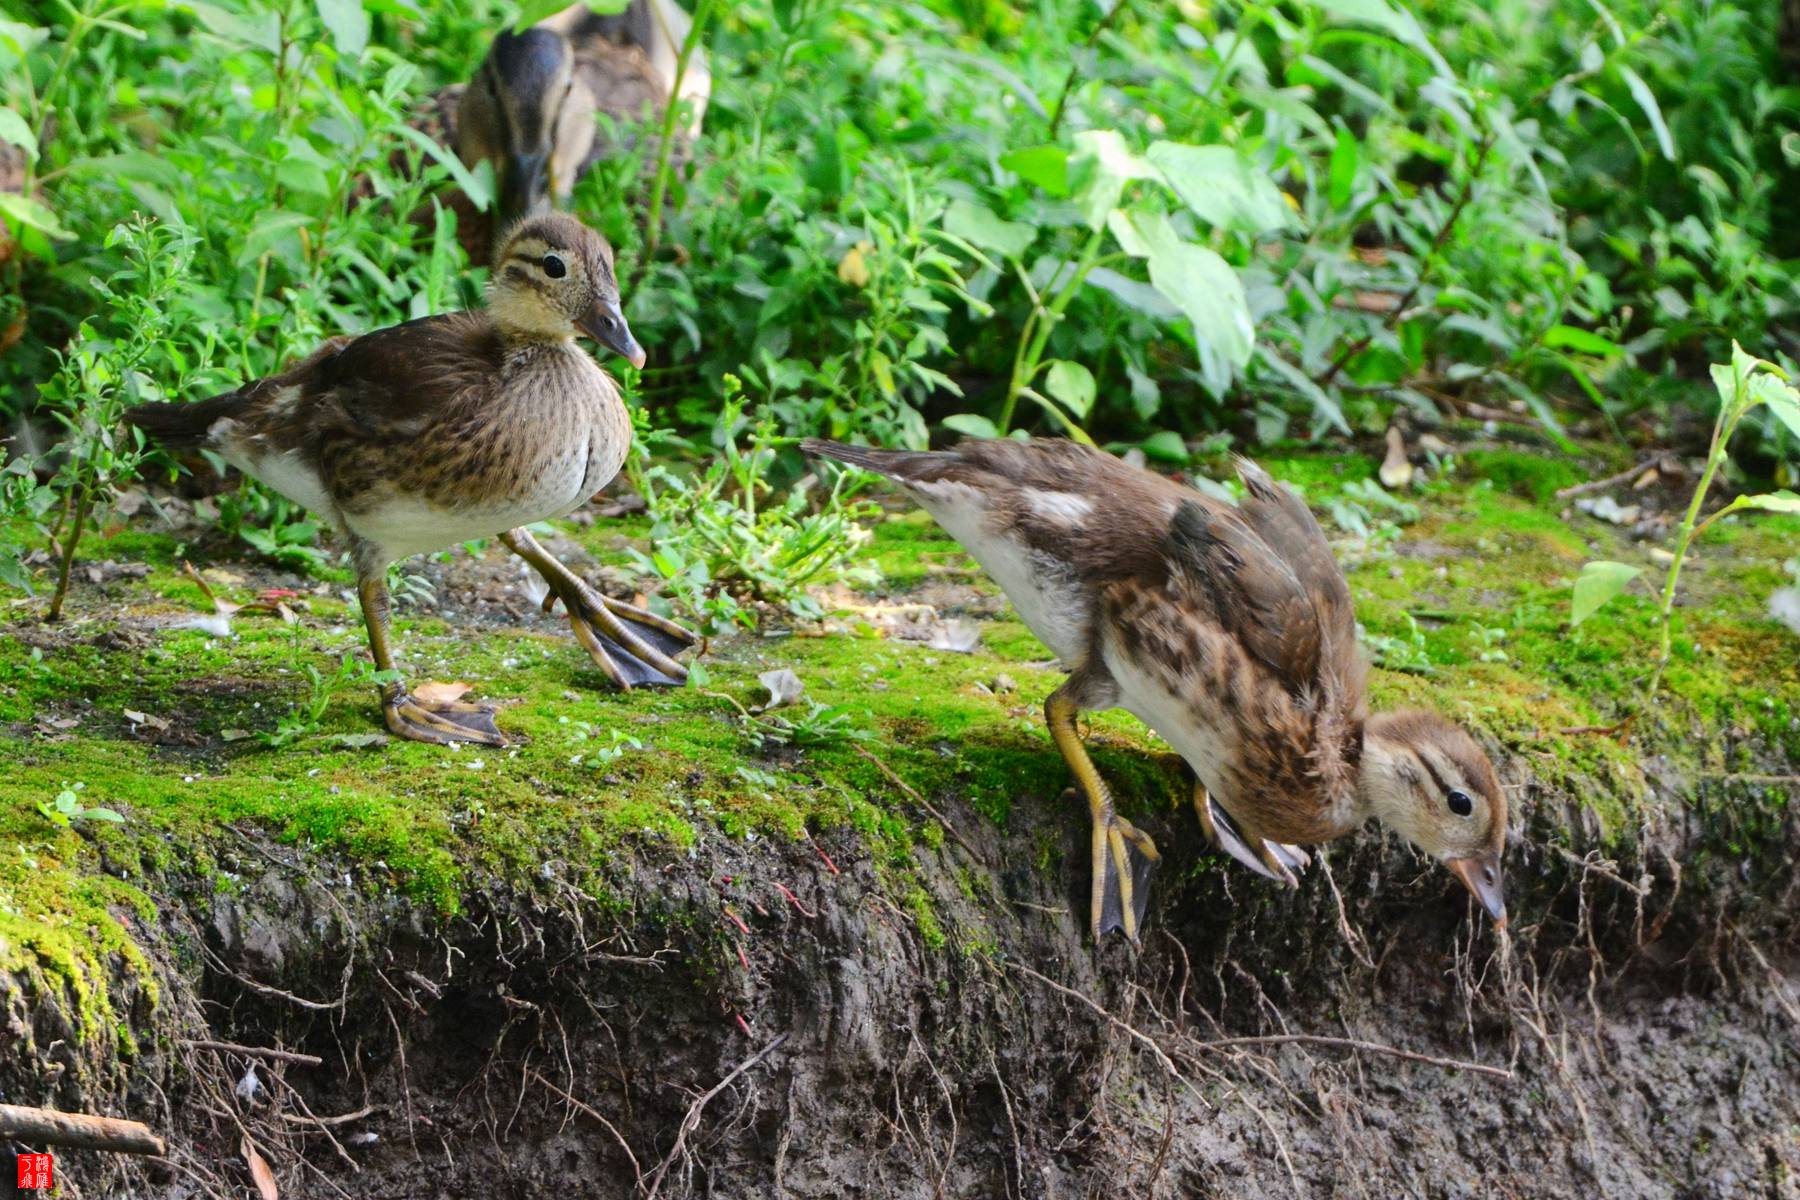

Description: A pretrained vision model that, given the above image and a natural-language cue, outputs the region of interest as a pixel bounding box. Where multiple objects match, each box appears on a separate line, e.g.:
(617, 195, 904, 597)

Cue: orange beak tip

(629, 348, 647, 370)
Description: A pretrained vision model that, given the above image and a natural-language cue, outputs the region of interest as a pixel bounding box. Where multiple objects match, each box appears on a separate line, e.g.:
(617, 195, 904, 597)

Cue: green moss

(1460, 448, 1583, 505)
(4, 458, 1797, 1046)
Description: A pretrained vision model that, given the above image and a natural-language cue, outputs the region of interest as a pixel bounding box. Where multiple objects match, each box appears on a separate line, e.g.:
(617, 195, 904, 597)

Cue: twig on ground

(1554, 454, 1679, 500)
(182, 1040, 324, 1068)
(0, 1104, 166, 1155)
(278, 1105, 380, 1128)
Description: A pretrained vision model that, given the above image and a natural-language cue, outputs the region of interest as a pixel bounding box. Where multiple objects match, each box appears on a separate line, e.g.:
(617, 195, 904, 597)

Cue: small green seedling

(37, 782, 124, 828)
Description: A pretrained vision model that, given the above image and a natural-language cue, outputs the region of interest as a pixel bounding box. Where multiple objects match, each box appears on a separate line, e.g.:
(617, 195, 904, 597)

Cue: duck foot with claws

(503, 527, 695, 688)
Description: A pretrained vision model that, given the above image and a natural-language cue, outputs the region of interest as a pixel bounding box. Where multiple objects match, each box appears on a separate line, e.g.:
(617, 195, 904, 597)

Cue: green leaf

(1130, 211, 1254, 388)
(0, 108, 36, 161)
(1043, 360, 1096, 418)
(235, 210, 313, 264)
(1328, 126, 1358, 209)
(83, 807, 125, 824)
(181, 3, 282, 52)
(1105, 209, 1151, 257)
(1745, 371, 1800, 440)
(1309, 0, 1445, 71)
(395, 125, 494, 210)
(275, 157, 332, 197)
(1000, 145, 1069, 197)
(942, 413, 999, 439)
(1071, 130, 1160, 230)
(0, 192, 72, 240)
(1618, 65, 1675, 162)
(1145, 142, 1293, 234)
(1543, 325, 1623, 356)
(1571, 560, 1642, 627)
(315, 0, 369, 58)
(942, 197, 1035, 259)
(1720, 491, 1800, 518)
(1138, 430, 1189, 463)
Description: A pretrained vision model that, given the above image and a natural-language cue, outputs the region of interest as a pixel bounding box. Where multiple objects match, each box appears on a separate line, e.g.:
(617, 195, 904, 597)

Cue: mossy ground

(2, 444, 1796, 1051)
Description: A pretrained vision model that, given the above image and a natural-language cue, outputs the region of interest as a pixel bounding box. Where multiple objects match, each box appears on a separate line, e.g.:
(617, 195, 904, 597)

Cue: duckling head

(487, 213, 645, 368)
(458, 27, 598, 251)
(1360, 709, 1508, 926)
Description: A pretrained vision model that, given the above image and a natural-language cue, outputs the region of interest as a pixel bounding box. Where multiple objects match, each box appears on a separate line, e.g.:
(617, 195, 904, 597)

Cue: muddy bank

(11, 754, 1798, 1200)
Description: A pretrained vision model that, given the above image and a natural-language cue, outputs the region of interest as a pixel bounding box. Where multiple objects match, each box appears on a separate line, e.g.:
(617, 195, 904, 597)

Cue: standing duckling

(127, 214, 695, 745)
(804, 438, 1508, 942)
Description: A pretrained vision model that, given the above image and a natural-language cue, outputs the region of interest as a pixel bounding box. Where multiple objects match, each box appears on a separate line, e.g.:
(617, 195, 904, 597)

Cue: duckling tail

(800, 439, 945, 481)
(123, 391, 247, 450)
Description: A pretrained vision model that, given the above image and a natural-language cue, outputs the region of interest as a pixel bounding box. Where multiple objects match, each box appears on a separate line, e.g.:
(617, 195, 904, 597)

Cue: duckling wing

(1165, 499, 1323, 696)
(301, 312, 504, 440)
(1230, 458, 1365, 702)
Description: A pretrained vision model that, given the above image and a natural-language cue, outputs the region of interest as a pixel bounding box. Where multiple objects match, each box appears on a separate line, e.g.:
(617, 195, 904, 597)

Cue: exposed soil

(10, 745, 1798, 1200)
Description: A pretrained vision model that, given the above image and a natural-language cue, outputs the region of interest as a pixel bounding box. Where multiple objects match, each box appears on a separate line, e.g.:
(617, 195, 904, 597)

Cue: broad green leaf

(1618, 65, 1674, 162)
(1544, 325, 1623, 356)
(1309, 0, 1447, 72)
(275, 158, 332, 197)
(1139, 430, 1189, 463)
(1145, 142, 1292, 234)
(1571, 560, 1642, 627)
(1071, 130, 1160, 230)
(83, 807, 126, 823)
(1000, 145, 1069, 197)
(1328, 126, 1358, 208)
(0, 192, 72, 239)
(315, 0, 369, 58)
(942, 413, 999, 439)
(235, 210, 314, 264)
(1105, 209, 1151, 257)
(0, 22, 51, 63)
(942, 197, 1035, 259)
(181, 3, 282, 52)
(1131, 211, 1254, 387)
(1720, 491, 1800, 518)
(0, 108, 36, 160)
(1044, 360, 1096, 418)
(1753, 380, 1800, 440)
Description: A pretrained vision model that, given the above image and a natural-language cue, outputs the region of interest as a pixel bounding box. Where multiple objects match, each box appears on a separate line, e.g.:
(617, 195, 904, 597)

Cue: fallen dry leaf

(241, 1135, 279, 1200)
(755, 668, 805, 713)
(123, 708, 171, 732)
(413, 681, 474, 706)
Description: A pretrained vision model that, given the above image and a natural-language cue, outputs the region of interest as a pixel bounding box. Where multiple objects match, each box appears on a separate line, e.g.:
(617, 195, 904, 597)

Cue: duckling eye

(541, 253, 567, 279)
(1447, 789, 1474, 817)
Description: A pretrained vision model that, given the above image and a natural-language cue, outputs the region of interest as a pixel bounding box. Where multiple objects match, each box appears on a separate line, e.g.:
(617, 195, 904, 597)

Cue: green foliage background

(1, 0, 1797, 511)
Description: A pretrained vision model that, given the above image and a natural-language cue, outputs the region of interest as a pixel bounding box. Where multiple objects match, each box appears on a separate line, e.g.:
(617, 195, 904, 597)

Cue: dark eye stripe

(1416, 754, 1455, 798)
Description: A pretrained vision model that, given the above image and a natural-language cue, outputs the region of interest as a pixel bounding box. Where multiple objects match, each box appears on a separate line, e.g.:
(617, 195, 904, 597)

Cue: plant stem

(997, 227, 1105, 433)
(642, 0, 715, 269)
(1646, 405, 1740, 699)
(1046, 0, 1132, 138)
(46, 482, 93, 623)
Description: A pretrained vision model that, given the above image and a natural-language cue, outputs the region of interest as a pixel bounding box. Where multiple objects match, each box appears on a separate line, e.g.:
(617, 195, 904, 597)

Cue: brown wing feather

(1165, 500, 1323, 694)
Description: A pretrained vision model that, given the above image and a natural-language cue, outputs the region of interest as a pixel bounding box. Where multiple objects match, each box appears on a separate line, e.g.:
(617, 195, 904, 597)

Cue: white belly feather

(909, 479, 1088, 664)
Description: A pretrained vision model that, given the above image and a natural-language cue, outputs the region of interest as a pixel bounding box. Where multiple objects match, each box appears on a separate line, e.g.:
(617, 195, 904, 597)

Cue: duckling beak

(577, 298, 646, 369)
(500, 149, 551, 227)
(1447, 853, 1507, 928)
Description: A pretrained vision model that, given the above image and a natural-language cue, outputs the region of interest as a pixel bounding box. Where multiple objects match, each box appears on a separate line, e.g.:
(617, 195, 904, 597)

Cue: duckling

(127, 214, 696, 744)
(450, 0, 709, 261)
(804, 438, 1508, 942)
